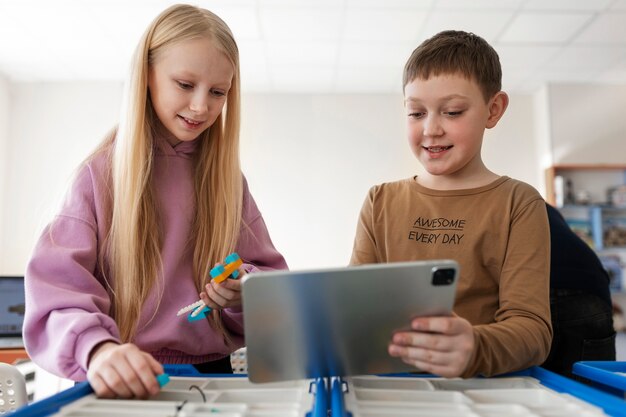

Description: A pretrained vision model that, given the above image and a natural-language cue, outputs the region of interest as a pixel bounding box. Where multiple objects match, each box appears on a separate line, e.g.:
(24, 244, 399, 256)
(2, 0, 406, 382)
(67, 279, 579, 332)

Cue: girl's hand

(388, 314, 474, 378)
(199, 267, 244, 310)
(87, 342, 164, 399)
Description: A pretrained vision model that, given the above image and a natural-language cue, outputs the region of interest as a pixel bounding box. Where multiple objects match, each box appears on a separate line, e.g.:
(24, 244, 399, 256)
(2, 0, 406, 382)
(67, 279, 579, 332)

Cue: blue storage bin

(10, 365, 626, 417)
(573, 361, 626, 398)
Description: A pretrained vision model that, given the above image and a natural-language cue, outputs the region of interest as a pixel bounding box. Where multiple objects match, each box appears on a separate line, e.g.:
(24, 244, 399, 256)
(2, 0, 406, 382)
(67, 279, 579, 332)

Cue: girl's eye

(211, 89, 226, 97)
(177, 81, 193, 90)
(408, 112, 425, 118)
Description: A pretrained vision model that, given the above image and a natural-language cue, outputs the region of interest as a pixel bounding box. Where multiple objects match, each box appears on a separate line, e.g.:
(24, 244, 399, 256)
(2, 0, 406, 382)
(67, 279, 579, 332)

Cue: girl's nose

(189, 93, 209, 114)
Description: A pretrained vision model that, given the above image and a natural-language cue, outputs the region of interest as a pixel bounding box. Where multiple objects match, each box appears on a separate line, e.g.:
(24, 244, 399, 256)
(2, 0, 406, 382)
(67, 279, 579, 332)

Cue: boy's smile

(404, 74, 508, 189)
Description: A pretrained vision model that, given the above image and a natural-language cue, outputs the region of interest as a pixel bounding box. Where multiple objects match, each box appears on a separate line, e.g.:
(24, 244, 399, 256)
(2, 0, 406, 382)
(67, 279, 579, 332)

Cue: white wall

(532, 86, 554, 198)
(240, 94, 418, 269)
(0, 74, 9, 272)
(548, 83, 626, 165)
(482, 93, 539, 190)
(0, 85, 542, 273)
(1, 82, 123, 274)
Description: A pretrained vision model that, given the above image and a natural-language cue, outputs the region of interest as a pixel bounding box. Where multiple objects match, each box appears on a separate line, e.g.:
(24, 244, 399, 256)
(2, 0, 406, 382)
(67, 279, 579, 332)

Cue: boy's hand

(200, 267, 244, 309)
(388, 314, 474, 378)
(87, 342, 164, 399)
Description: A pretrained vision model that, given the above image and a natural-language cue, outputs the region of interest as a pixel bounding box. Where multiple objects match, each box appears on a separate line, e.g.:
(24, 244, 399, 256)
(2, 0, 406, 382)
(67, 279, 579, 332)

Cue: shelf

(545, 164, 626, 206)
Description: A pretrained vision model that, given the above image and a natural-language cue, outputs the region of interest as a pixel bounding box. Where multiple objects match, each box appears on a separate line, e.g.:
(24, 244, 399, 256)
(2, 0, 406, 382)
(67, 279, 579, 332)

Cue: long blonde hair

(91, 4, 242, 342)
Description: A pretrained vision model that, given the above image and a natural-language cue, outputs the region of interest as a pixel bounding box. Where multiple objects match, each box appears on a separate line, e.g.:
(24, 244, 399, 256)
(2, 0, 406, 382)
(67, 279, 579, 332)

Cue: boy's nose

(423, 116, 443, 137)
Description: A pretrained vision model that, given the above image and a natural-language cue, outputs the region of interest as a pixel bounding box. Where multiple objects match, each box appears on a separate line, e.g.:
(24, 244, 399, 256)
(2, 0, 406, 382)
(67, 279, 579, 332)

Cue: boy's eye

(408, 112, 425, 118)
(444, 110, 464, 116)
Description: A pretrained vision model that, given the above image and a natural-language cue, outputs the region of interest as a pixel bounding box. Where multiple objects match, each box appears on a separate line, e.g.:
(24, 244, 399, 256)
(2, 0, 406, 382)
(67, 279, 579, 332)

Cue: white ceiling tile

(527, 68, 600, 83)
(496, 45, 561, 72)
(0, 1, 626, 92)
(266, 41, 338, 66)
(522, 0, 613, 11)
(207, 6, 262, 40)
(498, 12, 594, 43)
(544, 46, 626, 70)
(343, 9, 427, 42)
(420, 11, 514, 42)
(611, 0, 626, 10)
(434, 0, 524, 10)
(573, 13, 626, 45)
(83, 3, 173, 56)
(197, 0, 258, 6)
(597, 71, 626, 84)
(346, 0, 433, 8)
(259, 7, 343, 41)
(596, 58, 626, 83)
(258, 0, 337, 6)
(338, 42, 415, 68)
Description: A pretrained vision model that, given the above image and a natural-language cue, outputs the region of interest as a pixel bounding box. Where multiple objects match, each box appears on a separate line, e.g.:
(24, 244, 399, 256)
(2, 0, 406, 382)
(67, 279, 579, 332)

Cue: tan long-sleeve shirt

(350, 176, 552, 377)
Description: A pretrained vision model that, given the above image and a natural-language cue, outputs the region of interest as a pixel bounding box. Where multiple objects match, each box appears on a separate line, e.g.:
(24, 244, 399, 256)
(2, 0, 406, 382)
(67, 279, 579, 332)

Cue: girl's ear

(485, 91, 509, 129)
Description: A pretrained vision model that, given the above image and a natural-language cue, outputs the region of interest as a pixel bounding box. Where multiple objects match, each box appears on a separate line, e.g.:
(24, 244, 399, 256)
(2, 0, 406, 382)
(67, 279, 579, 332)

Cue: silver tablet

(241, 260, 459, 383)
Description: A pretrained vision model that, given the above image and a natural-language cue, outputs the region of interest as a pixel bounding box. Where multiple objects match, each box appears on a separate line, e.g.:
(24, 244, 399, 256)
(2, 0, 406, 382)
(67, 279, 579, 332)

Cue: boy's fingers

(389, 344, 450, 365)
(392, 331, 453, 352)
(411, 316, 461, 334)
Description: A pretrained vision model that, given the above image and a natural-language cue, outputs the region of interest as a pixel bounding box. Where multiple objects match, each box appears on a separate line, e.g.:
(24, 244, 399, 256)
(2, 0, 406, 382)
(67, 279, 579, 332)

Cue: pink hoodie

(23, 135, 288, 380)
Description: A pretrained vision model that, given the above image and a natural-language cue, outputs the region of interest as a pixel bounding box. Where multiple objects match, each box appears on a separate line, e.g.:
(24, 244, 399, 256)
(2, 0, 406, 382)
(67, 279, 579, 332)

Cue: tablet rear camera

(432, 268, 455, 286)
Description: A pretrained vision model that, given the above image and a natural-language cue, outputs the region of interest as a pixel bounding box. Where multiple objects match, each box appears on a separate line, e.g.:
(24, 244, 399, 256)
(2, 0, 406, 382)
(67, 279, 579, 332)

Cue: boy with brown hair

(350, 30, 552, 378)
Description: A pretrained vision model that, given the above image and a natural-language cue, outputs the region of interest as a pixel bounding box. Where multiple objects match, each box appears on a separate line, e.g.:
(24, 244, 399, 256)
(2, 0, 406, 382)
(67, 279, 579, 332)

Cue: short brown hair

(403, 30, 502, 101)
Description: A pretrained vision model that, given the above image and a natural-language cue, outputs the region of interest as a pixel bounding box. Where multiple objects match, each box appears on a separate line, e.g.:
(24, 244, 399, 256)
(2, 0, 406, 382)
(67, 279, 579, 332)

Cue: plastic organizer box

(9, 365, 626, 417)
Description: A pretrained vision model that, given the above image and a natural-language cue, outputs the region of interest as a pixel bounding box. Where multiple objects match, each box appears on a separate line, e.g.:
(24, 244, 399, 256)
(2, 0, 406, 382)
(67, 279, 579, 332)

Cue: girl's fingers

(99, 365, 132, 398)
(87, 344, 164, 399)
(204, 280, 242, 308)
(125, 353, 163, 398)
(89, 373, 116, 399)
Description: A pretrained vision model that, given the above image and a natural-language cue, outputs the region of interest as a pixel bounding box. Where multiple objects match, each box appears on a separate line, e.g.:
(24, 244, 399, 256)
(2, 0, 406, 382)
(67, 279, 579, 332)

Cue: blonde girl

(24, 4, 287, 398)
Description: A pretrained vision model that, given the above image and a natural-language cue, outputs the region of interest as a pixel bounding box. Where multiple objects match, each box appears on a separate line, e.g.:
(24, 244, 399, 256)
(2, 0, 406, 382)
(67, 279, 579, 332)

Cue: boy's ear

(485, 91, 509, 129)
